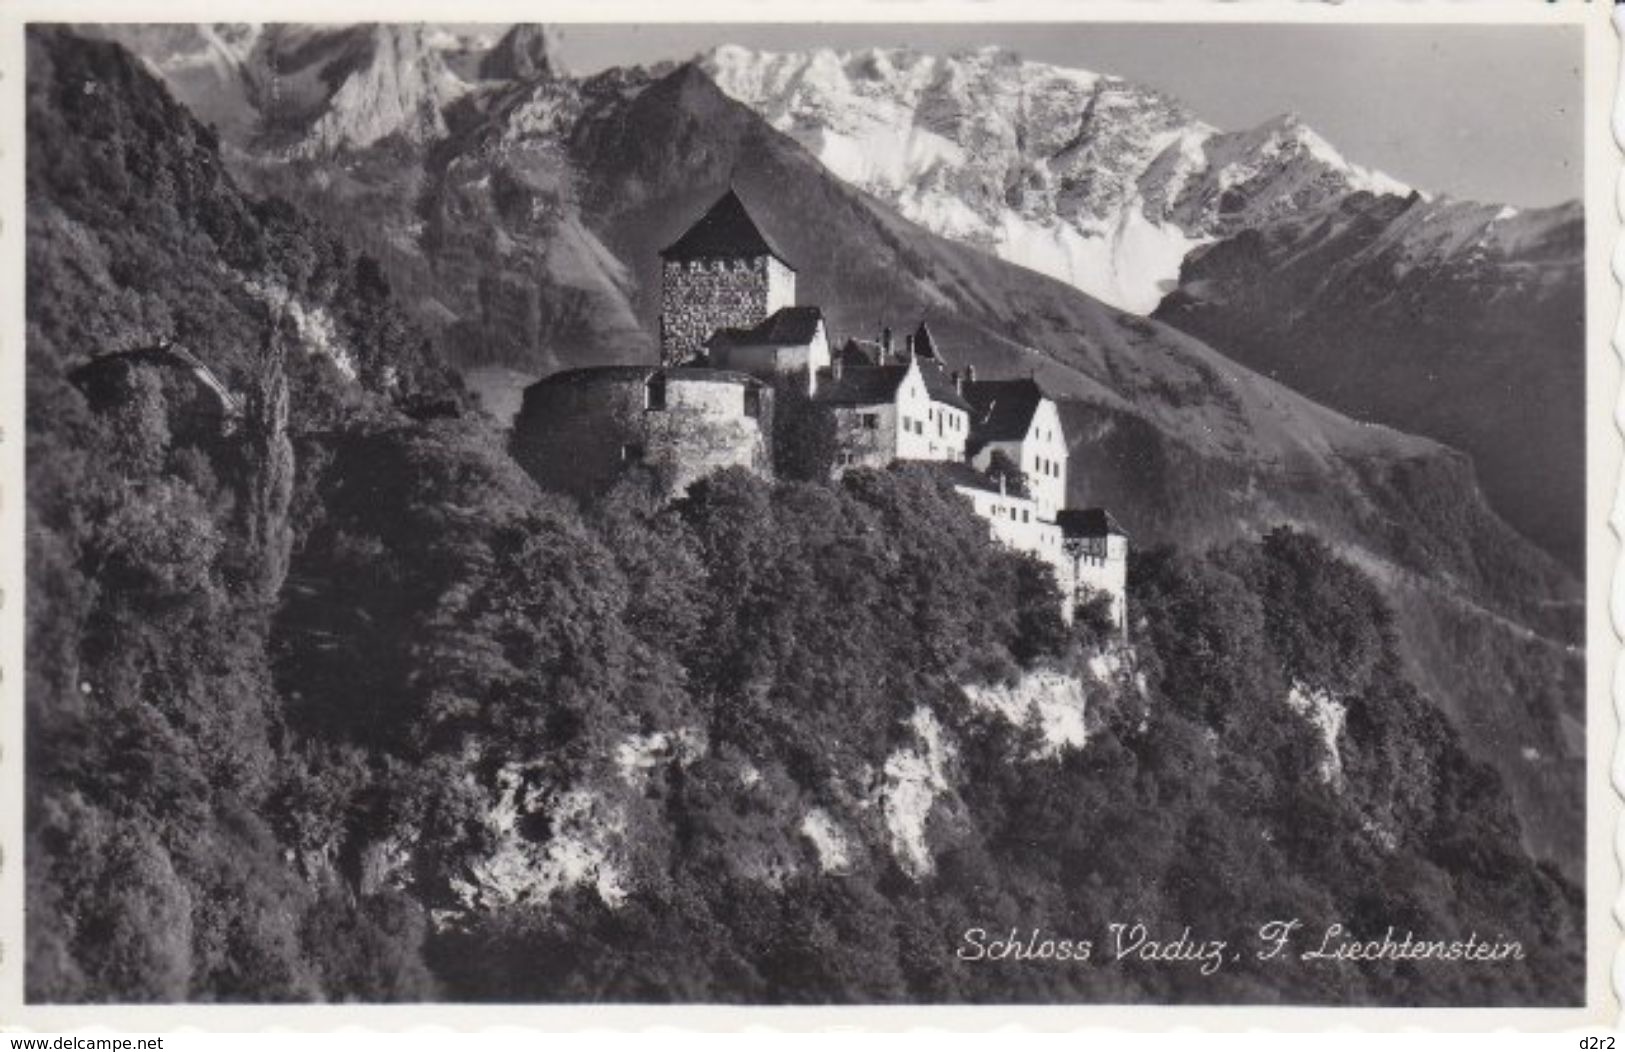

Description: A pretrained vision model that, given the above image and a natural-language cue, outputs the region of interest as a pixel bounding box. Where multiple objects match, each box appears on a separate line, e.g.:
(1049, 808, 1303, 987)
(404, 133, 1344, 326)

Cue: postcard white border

(0, 0, 1616, 1031)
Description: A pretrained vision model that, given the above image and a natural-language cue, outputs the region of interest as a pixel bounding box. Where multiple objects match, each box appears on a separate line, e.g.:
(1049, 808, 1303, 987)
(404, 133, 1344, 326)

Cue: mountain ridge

(1154, 189, 1584, 573)
(699, 43, 1416, 313)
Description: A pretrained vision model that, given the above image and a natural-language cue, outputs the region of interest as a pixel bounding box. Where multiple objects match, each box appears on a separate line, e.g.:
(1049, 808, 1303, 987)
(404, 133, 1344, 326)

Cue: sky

(522, 22, 1583, 208)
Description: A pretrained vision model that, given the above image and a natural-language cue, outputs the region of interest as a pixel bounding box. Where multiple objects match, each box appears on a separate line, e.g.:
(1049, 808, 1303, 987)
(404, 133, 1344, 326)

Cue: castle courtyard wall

(512, 371, 772, 502)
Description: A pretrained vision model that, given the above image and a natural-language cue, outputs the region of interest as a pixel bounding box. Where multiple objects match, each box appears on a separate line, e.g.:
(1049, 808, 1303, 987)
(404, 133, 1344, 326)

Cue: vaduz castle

(511, 189, 1128, 628)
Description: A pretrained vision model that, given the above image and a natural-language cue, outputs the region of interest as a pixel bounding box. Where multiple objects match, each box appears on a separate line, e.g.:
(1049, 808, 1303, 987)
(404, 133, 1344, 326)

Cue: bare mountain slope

(1155, 191, 1585, 575)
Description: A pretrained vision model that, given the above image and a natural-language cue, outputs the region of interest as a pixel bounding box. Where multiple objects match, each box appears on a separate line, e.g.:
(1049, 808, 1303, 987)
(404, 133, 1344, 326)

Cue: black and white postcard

(1, 0, 1617, 1031)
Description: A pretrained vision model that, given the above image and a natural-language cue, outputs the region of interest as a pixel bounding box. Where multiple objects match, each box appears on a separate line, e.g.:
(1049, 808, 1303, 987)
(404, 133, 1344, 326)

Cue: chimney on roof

(881, 326, 893, 360)
(999, 473, 1007, 497)
(953, 370, 964, 395)
(833, 356, 844, 381)
(905, 333, 915, 360)
(965, 364, 976, 384)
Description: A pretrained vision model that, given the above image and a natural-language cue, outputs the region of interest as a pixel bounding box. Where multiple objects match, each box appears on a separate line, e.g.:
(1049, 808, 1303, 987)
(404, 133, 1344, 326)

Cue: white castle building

(517, 187, 1130, 630)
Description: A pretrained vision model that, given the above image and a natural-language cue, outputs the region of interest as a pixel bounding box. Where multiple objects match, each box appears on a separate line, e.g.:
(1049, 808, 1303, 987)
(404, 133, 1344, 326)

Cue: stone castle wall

(512, 371, 773, 502)
(659, 256, 795, 365)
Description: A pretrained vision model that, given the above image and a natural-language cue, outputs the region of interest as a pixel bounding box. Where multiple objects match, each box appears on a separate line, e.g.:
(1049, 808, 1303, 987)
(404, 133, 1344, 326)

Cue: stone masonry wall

(660, 256, 794, 365)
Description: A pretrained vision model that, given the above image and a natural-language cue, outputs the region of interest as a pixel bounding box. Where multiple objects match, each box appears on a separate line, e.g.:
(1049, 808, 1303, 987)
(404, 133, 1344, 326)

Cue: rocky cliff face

(88, 22, 482, 156)
(700, 45, 1410, 313)
(478, 23, 565, 82)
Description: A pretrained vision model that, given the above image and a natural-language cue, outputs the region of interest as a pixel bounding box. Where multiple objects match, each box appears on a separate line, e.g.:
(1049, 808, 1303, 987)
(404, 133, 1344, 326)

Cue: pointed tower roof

(913, 321, 944, 365)
(660, 189, 793, 268)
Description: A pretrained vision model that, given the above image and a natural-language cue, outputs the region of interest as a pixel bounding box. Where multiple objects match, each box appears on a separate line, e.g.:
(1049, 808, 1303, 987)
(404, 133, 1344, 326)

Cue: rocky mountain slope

(1154, 191, 1585, 575)
(83, 22, 506, 155)
(700, 44, 1411, 314)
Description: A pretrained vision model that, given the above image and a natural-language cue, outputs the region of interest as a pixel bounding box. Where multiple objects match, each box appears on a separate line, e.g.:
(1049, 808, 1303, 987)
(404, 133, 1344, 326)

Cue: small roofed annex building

(709, 305, 831, 394)
(1059, 509, 1130, 631)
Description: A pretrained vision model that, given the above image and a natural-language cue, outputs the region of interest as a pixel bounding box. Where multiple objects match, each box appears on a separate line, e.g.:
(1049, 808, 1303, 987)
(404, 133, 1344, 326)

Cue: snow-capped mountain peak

(700, 44, 1413, 312)
(97, 26, 1420, 312)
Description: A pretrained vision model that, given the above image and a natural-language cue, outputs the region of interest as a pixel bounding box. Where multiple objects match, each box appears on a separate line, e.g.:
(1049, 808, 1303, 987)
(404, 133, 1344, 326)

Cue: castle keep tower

(659, 190, 796, 366)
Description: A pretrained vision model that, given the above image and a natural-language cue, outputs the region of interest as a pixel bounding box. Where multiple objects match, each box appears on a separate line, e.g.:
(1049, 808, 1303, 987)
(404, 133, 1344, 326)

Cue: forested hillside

(25, 29, 1583, 1005)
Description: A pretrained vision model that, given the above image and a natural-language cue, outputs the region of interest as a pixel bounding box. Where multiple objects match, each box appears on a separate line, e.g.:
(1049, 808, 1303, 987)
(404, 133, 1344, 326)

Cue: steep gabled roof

(711, 306, 824, 348)
(964, 378, 1045, 447)
(917, 360, 971, 413)
(1058, 508, 1129, 539)
(813, 364, 909, 407)
(659, 189, 793, 267)
(913, 321, 944, 365)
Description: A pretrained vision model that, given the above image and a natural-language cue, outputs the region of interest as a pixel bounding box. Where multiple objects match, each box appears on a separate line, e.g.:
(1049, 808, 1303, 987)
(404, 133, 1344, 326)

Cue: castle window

(743, 385, 762, 418)
(1022, 509, 1030, 523)
(645, 376, 667, 411)
(860, 413, 879, 430)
